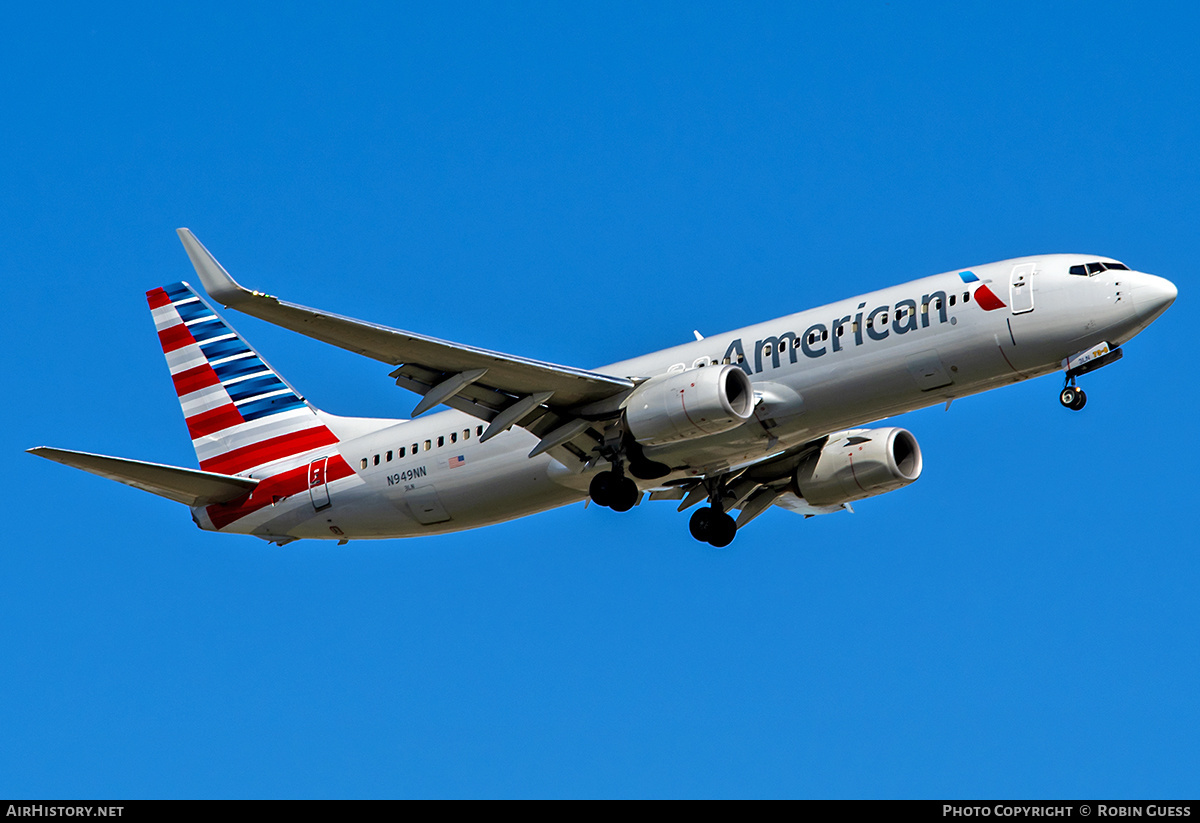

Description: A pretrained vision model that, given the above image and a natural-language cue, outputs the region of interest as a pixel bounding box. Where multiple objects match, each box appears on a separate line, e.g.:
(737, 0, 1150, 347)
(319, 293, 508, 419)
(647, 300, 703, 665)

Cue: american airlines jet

(30, 230, 1177, 547)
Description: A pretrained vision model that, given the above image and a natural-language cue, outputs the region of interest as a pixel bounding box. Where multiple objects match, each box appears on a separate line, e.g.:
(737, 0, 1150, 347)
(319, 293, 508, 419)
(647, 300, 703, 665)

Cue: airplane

(28, 230, 1177, 548)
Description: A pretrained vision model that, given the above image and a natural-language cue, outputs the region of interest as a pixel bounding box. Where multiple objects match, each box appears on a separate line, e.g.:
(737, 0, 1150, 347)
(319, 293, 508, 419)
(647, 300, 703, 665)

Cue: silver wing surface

(177, 229, 636, 467)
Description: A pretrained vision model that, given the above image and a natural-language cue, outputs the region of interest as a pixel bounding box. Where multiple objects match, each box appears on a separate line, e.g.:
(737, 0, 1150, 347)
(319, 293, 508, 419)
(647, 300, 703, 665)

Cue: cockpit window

(1070, 260, 1131, 276)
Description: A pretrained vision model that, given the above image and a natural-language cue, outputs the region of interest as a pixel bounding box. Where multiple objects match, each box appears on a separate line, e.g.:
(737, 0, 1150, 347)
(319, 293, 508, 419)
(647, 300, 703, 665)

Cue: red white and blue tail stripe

(146, 281, 341, 478)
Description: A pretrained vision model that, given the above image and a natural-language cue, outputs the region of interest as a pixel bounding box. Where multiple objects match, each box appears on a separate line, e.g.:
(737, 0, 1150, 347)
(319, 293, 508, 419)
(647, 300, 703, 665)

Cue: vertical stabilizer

(146, 281, 340, 477)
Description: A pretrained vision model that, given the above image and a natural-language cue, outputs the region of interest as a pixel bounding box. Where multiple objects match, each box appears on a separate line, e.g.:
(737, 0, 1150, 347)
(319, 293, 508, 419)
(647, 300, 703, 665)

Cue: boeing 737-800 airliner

(30, 230, 1177, 547)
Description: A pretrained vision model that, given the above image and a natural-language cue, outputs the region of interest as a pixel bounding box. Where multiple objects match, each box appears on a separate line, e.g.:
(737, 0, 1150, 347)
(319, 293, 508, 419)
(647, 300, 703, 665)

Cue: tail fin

(146, 281, 340, 476)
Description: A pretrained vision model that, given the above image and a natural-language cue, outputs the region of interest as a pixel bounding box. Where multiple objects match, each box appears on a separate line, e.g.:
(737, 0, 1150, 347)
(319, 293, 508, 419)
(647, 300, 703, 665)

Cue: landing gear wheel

(689, 507, 715, 542)
(589, 471, 616, 507)
(590, 471, 638, 511)
(688, 507, 737, 547)
(707, 512, 737, 548)
(609, 477, 639, 513)
(1060, 386, 1087, 411)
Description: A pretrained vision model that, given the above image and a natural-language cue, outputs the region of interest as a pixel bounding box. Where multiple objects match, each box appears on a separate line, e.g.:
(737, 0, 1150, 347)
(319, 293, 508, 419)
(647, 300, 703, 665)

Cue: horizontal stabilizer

(27, 447, 258, 507)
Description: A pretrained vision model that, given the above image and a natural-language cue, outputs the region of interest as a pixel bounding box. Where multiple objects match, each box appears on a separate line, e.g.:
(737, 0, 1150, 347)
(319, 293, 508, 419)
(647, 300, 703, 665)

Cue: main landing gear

(589, 466, 640, 513)
(588, 437, 668, 513)
(588, 446, 739, 549)
(683, 475, 739, 548)
(1059, 383, 1087, 411)
(689, 504, 737, 548)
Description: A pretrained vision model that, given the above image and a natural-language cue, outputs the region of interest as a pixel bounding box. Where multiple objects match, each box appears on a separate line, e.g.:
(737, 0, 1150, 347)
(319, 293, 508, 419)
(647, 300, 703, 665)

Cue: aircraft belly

(334, 448, 582, 537)
(642, 422, 774, 472)
(404, 485, 452, 525)
(434, 453, 581, 528)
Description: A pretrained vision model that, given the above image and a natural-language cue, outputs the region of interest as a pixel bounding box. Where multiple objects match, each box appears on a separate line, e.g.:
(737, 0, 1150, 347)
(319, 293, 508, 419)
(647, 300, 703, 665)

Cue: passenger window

(836, 325, 843, 337)
(360, 458, 368, 469)
(386, 450, 393, 462)
(424, 440, 431, 451)
(373, 454, 380, 466)
(477, 426, 484, 436)
(949, 295, 956, 306)
(822, 330, 829, 341)
(963, 292, 970, 302)
(412, 443, 419, 453)
(399, 447, 406, 458)
(437, 436, 444, 447)
(450, 432, 457, 444)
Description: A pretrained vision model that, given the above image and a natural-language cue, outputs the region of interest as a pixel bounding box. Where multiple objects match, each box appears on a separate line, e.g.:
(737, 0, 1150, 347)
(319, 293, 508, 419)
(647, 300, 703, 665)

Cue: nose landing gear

(1060, 343, 1123, 411)
(1059, 383, 1087, 411)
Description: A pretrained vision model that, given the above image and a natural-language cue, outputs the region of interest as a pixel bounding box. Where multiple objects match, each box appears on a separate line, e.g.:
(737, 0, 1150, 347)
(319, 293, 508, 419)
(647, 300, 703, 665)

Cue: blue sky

(3, 2, 1197, 798)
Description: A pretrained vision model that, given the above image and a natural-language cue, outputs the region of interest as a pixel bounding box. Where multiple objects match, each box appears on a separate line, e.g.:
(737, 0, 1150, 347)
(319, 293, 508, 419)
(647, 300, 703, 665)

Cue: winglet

(176, 228, 253, 307)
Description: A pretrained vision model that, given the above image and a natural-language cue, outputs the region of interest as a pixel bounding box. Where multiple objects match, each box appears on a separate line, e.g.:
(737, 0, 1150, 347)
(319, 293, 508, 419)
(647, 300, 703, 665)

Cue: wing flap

(28, 447, 258, 507)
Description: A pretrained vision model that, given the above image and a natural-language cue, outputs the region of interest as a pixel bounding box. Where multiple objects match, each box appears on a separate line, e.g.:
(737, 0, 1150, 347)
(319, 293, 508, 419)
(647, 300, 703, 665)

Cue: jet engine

(794, 427, 922, 506)
(624, 365, 755, 447)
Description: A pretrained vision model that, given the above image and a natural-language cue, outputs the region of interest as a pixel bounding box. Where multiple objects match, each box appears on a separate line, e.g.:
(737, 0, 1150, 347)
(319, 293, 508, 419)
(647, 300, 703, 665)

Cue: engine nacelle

(794, 427, 922, 506)
(624, 365, 755, 447)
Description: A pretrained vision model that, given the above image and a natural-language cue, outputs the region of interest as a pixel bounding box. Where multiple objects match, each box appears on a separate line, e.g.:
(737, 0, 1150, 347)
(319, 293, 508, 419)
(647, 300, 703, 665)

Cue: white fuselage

(193, 254, 1175, 541)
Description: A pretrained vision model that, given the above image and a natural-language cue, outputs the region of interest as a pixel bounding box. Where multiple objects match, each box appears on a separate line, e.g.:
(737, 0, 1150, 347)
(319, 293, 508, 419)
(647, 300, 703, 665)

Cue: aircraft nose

(1131, 273, 1178, 323)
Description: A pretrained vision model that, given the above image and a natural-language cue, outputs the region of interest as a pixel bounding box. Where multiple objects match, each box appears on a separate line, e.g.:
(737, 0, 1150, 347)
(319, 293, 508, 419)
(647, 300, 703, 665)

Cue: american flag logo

(449, 455, 466, 469)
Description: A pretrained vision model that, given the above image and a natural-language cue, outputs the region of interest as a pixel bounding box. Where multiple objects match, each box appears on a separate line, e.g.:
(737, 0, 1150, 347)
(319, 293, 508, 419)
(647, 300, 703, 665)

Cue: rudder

(146, 281, 340, 477)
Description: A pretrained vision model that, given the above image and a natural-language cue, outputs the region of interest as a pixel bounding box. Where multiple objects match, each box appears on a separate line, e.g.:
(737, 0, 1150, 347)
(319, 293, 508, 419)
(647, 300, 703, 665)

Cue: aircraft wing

(28, 447, 258, 507)
(176, 230, 636, 429)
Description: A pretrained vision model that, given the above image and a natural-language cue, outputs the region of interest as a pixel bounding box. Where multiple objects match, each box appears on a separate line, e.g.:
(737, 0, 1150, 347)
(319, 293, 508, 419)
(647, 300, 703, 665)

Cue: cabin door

(308, 457, 331, 511)
(1010, 263, 1035, 314)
